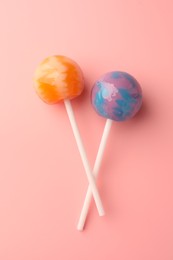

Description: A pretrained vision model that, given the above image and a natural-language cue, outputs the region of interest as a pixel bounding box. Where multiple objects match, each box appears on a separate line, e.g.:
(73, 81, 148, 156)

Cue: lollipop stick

(64, 99, 105, 216)
(77, 119, 112, 231)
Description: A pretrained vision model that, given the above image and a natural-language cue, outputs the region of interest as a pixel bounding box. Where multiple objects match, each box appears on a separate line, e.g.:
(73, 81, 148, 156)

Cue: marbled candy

(91, 71, 142, 121)
(34, 55, 84, 104)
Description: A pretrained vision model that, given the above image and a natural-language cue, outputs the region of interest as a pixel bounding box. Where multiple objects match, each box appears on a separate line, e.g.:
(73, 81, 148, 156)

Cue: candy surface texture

(34, 56, 84, 104)
(91, 71, 142, 121)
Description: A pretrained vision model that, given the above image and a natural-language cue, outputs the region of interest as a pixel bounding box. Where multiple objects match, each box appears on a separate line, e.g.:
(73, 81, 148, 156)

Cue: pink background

(1, 0, 173, 259)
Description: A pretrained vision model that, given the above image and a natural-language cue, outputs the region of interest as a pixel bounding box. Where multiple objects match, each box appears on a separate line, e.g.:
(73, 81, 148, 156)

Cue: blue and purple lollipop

(91, 71, 142, 121)
(77, 71, 143, 231)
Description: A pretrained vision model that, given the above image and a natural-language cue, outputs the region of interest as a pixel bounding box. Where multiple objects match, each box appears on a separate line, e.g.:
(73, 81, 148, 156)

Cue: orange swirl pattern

(34, 56, 84, 104)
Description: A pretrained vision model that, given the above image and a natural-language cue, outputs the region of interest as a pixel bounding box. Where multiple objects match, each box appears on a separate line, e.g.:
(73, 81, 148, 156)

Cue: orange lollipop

(34, 55, 84, 104)
(33, 55, 104, 217)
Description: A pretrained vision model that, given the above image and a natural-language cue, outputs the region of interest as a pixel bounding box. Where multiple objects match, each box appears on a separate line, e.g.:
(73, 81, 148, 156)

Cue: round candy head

(91, 71, 142, 121)
(33, 55, 84, 104)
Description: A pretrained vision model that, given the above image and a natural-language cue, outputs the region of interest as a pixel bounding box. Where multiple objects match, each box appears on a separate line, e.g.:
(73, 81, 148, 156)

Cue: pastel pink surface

(0, 0, 173, 259)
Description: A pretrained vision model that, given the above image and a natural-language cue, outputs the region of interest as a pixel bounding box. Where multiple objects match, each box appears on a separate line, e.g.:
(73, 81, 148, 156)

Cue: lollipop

(77, 71, 142, 230)
(33, 55, 104, 216)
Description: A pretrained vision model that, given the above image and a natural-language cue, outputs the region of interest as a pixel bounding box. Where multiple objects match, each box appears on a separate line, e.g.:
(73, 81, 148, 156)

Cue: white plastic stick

(64, 99, 105, 216)
(77, 119, 113, 231)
